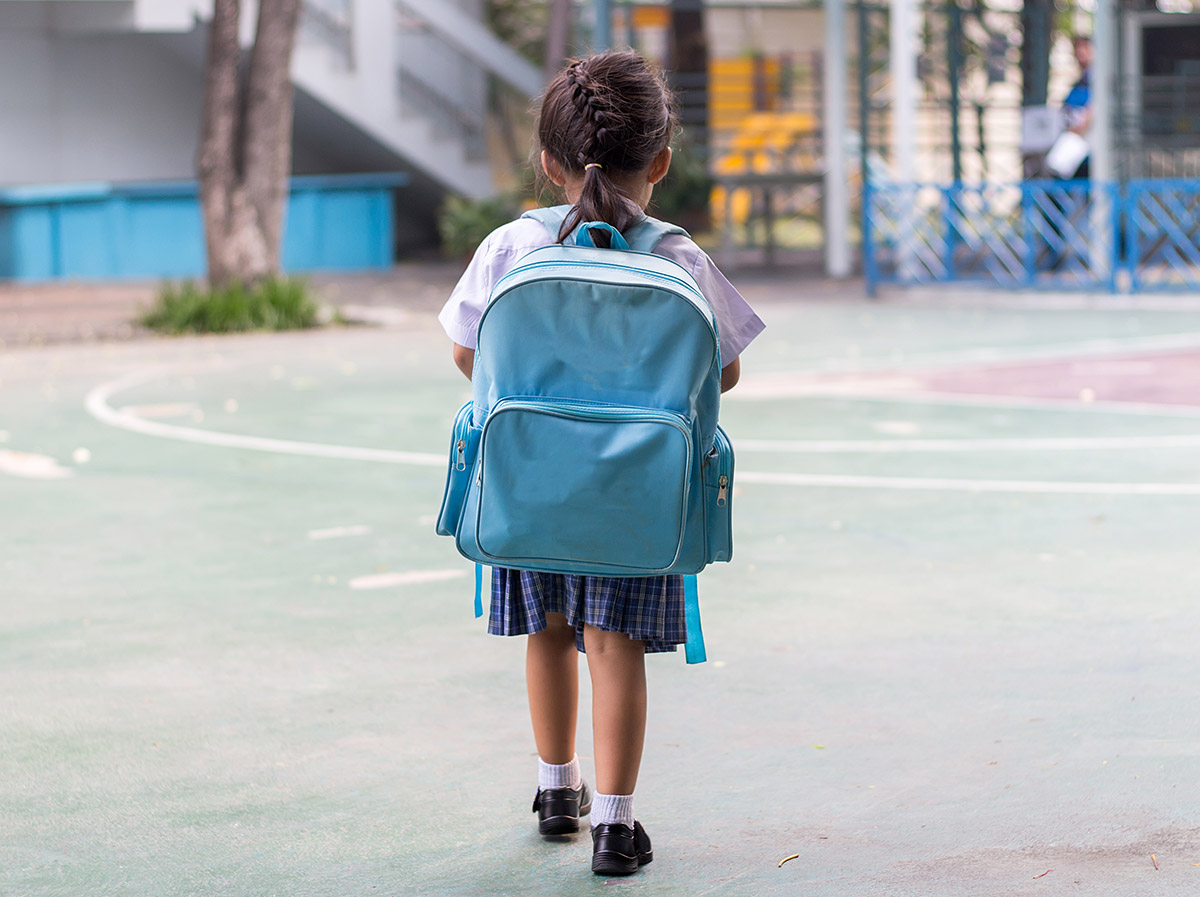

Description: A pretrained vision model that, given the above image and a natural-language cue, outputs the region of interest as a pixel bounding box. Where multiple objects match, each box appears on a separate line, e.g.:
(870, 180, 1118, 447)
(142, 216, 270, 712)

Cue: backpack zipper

(708, 426, 733, 507)
(488, 396, 692, 431)
(480, 397, 694, 484)
(497, 256, 705, 299)
(451, 400, 473, 470)
(492, 260, 717, 333)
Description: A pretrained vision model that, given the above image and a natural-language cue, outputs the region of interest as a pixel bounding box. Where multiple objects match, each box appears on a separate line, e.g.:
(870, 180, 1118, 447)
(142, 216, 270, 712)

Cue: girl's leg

(582, 625, 647, 795)
(526, 611, 580, 764)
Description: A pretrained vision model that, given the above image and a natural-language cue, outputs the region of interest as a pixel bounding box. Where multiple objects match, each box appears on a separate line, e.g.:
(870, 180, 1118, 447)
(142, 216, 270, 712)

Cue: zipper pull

(456, 439, 467, 471)
(717, 475, 728, 507)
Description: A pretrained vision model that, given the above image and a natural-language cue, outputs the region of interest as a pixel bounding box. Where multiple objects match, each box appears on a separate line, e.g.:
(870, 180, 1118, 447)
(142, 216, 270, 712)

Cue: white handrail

(398, 0, 543, 99)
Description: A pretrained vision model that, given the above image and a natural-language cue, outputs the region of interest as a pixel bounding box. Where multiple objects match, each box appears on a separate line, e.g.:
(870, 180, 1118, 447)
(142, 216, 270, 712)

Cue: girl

(438, 50, 764, 877)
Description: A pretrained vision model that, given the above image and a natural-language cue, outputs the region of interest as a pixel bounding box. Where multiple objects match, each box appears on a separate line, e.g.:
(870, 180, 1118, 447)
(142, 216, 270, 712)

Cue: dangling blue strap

(474, 563, 484, 618)
(683, 574, 706, 664)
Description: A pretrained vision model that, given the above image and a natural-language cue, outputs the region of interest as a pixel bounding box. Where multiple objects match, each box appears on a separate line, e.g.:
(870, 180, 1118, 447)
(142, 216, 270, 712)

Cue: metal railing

(396, 1, 489, 161)
(394, 0, 542, 165)
(298, 0, 541, 167)
(865, 179, 1200, 294)
(300, 0, 354, 69)
(1126, 180, 1200, 291)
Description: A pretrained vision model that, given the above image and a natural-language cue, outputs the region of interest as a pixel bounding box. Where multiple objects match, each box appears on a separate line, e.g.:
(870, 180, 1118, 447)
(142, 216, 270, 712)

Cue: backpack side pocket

(703, 425, 734, 563)
(436, 401, 480, 537)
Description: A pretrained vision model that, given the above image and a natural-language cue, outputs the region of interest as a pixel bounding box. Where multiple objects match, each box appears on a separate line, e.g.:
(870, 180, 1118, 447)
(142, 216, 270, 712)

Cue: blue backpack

(436, 206, 735, 662)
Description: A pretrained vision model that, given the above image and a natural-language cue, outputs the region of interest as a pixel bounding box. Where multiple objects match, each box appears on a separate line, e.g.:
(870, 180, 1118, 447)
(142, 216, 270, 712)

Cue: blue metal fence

(864, 179, 1200, 295)
(1125, 181, 1200, 293)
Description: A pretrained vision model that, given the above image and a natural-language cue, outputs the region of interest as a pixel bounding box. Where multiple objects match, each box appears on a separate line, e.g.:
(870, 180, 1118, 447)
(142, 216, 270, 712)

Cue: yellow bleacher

(708, 57, 820, 225)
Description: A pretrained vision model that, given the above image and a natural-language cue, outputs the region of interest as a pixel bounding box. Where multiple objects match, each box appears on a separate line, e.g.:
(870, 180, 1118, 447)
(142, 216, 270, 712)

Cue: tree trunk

(198, 0, 301, 290)
(243, 0, 302, 272)
(198, 0, 241, 289)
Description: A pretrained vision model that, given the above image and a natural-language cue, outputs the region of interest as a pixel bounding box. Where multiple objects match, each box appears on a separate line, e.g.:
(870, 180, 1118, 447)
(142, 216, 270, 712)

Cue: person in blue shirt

(1060, 36, 1093, 179)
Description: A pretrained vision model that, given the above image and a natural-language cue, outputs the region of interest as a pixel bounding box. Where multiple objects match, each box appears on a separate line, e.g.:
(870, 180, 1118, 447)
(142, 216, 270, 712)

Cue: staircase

(293, 0, 543, 197)
(7, 0, 542, 198)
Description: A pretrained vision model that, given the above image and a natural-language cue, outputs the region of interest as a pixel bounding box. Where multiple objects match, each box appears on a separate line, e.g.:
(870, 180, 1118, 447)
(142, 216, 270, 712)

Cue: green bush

(438, 193, 523, 260)
(140, 277, 321, 335)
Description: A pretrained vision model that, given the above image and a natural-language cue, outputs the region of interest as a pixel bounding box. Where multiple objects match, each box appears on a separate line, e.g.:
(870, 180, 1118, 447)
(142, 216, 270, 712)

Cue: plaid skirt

(489, 568, 687, 654)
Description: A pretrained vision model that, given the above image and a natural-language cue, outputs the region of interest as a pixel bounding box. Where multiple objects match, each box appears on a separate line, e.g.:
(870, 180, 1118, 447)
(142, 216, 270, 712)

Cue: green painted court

(3, 279, 1200, 896)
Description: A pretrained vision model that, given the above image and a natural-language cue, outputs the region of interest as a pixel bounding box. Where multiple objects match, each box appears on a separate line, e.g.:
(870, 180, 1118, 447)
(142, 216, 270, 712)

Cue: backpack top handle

(574, 221, 630, 250)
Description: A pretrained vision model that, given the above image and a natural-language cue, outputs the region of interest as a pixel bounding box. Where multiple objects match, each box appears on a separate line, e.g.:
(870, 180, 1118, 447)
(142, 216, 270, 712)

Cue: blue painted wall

(0, 174, 408, 282)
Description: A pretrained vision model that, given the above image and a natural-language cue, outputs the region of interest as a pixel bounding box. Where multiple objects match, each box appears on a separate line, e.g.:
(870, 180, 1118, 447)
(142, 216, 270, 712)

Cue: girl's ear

(541, 150, 567, 187)
(648, 146, 673, 185)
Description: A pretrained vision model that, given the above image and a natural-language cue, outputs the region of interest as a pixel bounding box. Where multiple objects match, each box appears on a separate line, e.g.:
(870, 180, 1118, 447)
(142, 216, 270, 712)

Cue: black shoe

(531, 781, 592, 837)
(591, 820, 653, 876)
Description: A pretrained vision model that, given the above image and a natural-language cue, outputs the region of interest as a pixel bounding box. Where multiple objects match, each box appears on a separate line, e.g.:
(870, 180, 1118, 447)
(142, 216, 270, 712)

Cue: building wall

(0, 29, 205, 186)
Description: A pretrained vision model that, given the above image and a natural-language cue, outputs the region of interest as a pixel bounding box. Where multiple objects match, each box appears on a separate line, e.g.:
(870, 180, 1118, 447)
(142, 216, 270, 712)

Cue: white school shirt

(438, 217, 765, 364)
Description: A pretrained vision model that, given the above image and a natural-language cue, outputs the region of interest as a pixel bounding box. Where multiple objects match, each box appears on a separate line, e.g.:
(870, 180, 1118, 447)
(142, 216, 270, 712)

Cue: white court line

(738, 471, 1200, 496)
(85, 369, 444, 467)
(751, 330, 1200, 377)
(730, 384, 1200, 419)
(349, 570, 467, 590)
(738, 433, 1200, 453)
(86, 367, 1200, 497)
(119, 403, 202, 419)
(308, 524, 373, 540)
(863, 389, 1200, 418)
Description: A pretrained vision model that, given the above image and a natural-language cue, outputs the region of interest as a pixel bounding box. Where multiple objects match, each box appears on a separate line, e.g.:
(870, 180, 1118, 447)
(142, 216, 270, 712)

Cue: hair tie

(584, 163, 603, 171)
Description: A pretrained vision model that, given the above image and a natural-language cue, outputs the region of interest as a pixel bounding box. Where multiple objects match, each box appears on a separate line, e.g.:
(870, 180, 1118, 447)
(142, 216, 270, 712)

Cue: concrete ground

(2, 267, 1200, 896)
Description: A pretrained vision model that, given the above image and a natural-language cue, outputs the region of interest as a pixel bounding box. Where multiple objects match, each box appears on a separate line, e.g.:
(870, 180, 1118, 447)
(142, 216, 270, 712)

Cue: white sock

(538, 755, 582, 791)
(590, 792, 634, 828)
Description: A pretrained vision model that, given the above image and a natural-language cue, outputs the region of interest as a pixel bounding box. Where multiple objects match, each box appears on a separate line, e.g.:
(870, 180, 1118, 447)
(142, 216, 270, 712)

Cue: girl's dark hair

(537, 51, 676, 245)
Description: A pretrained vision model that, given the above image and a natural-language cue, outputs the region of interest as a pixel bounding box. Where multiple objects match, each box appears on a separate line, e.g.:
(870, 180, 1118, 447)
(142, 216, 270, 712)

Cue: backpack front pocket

(474, 398, 693, 573)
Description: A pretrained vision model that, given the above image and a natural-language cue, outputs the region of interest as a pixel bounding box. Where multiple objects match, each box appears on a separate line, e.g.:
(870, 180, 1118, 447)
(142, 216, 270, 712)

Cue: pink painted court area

(912, 348, 1200, 407)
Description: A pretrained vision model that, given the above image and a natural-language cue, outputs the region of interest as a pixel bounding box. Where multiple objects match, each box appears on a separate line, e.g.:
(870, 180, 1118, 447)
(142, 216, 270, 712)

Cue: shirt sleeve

(655, 235, 766, 364)
(438, 233, 496, 350)
(438, 220, 550, 349)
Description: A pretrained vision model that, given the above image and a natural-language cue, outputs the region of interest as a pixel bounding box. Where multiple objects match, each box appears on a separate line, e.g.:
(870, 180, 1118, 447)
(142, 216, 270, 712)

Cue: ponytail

(557, 165, 641, 247)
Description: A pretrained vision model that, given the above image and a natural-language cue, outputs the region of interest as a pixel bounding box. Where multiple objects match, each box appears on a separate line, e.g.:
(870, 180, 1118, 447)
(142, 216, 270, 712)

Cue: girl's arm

(721, 358, 740, 393)
(453, 344, 474, 380)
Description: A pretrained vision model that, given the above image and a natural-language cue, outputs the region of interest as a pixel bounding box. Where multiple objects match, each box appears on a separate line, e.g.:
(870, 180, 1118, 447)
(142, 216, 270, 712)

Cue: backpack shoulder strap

(522, 206, 689, 253)
(521, 205, 571, 241)
(623, 215, 690, 253)
(683, 574, 707, 664)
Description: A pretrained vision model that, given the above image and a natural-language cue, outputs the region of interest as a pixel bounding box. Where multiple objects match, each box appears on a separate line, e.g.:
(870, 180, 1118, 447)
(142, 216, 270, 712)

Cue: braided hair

(537, 51, 676, 246)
